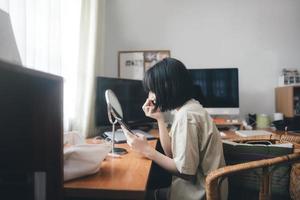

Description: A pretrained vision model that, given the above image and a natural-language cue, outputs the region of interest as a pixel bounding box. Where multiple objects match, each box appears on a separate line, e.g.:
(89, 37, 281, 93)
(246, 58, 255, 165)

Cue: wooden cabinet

(275, 85, 300, 117)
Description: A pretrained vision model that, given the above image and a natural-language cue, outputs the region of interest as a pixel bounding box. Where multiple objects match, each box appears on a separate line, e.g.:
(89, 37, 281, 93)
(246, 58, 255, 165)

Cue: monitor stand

(213, 117, 243, 131)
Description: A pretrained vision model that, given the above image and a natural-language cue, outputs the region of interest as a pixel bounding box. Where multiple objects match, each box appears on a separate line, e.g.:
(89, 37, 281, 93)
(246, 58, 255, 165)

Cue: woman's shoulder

(174, 99, 207, 120)
(179, 99, 205, 113)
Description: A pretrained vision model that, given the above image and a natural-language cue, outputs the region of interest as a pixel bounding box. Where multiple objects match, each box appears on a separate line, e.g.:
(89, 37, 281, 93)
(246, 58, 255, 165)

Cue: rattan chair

(205, 134, 300, 200)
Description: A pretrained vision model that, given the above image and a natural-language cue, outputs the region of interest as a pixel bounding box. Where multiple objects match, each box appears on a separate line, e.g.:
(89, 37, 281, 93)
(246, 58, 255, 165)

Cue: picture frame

(118, 50, 171, 80)
(143, 50, 171, 71)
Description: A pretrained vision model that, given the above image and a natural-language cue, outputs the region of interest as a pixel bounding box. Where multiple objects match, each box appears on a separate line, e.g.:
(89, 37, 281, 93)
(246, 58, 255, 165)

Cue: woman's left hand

(121, 126, 154, 158)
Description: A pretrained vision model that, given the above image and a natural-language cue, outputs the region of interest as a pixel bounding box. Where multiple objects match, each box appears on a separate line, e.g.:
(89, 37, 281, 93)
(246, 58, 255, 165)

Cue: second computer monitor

(189, 68, 239, 115)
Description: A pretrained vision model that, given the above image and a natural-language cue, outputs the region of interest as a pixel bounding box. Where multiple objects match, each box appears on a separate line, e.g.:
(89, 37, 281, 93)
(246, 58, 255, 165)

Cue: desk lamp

(105, 89, 127, 155)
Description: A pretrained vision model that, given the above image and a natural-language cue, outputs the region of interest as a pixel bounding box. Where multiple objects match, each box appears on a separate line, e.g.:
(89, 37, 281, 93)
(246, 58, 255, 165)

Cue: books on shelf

(235, 130, 273, 137)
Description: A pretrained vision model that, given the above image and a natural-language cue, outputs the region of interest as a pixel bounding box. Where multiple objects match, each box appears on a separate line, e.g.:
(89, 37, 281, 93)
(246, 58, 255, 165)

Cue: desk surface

(64, 129, 300, 199)
(64, 130, 159, 200)
(221, 129, 300, 139)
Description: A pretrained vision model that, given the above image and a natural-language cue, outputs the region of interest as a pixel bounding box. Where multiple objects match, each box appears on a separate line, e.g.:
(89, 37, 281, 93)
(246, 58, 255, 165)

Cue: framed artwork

(144, 50, 170, 71)
(118, 50, 171, 80)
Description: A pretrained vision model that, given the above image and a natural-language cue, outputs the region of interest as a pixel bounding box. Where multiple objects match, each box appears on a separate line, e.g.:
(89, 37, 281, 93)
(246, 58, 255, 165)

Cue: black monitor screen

(95, 77, 154, 127)
(0, 60, 63, 199)
(189, 68, 239, 108)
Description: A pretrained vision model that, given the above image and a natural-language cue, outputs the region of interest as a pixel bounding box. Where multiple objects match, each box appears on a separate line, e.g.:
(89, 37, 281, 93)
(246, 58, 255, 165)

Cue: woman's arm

(122, 129, 195, 181)
(147, 146, 196, 182)
(156, 119, 172, 158)
(142, 97, 172, 157)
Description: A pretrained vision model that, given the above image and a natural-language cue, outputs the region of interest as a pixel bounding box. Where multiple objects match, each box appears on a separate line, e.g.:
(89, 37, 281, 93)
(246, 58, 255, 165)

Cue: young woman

(122, 58, 227, 200)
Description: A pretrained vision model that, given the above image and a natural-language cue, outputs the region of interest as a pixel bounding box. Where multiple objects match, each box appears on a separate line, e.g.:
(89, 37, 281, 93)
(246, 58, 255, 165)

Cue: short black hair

(143, 58, 194, 112)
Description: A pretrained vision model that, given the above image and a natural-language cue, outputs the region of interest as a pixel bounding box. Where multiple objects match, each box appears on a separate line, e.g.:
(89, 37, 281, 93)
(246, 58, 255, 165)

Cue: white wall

(103, 0, 300, 118)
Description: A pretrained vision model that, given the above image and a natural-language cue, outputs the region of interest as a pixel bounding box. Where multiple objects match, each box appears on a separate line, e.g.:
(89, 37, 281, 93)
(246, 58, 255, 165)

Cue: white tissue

(64, 141, 111, 181)
(64, 131, 84, 145)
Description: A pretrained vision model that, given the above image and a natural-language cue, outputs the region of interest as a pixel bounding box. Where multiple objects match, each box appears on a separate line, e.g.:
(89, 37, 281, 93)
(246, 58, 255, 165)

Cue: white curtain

(0, 0, 105, 138)
(73, 0, 106, 137)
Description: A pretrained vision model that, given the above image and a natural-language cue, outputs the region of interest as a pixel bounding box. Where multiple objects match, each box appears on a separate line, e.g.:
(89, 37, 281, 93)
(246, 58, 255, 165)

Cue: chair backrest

(223, 140, 293, 199)
(206, 134, 300, 200)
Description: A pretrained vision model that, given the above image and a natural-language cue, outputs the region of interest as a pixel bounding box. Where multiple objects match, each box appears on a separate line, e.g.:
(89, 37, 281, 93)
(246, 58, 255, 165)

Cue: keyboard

(235, 130, 272, 137)
(103, 129, 156, 143)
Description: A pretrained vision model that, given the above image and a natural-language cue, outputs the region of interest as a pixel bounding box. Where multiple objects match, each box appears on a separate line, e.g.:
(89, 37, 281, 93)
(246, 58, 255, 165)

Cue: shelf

(275, 85, 300, 118)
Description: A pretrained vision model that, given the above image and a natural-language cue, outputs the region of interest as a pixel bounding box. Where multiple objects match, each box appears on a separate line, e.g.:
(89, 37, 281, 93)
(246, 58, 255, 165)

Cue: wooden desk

(64, 129, 300, 199)
(64, 130, 160, 200)
(220, 129, 275, 140)
(220, 129, 300, 149)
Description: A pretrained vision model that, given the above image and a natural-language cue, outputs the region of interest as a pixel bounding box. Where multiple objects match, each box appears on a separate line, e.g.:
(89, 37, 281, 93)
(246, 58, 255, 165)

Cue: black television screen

(0, 60, 63, 200)
(95, 77, 154, 127)
(189, 68, 239, 115)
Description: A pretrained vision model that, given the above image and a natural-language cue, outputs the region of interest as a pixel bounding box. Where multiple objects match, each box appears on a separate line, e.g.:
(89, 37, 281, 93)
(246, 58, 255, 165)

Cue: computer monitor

(0, 60, 63, 200)
(189, 68, 239, 115)
(95, 77, 155, 128)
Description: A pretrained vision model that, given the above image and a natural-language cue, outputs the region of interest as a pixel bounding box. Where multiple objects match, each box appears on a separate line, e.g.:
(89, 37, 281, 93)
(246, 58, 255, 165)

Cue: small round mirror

(105, 89, 123, 121)
(104, 89, 127, 155)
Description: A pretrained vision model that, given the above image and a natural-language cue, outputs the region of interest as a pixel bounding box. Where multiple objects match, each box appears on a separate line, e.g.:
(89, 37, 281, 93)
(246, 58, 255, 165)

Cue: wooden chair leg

(259, 167, 271, 200)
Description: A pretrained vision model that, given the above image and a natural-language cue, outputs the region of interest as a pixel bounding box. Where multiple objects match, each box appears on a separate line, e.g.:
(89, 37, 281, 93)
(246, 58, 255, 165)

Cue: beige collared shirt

(169, 99, 227, 200)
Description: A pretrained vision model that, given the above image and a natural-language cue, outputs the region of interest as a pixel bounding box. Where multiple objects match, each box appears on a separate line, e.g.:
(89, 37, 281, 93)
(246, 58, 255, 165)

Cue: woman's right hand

(142, 98, 164, 121)
(121, 126, 154, 159)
